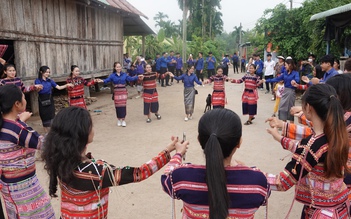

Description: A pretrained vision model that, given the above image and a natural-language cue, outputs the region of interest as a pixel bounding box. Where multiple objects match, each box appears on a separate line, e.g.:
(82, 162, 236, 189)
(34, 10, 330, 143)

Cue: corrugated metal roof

(310, 3, 351, 21)
(95, 0, 148, 19)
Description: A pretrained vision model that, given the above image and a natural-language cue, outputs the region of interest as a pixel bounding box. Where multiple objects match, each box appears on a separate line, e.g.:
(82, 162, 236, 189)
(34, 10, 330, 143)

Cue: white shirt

(264, 60, 276, 76)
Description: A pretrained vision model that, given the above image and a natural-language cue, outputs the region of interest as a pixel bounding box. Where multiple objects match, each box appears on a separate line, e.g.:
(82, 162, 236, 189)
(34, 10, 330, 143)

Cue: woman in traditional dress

(140, 64, 162, 123)
(231, 64, 263, 125)
(161, 108, 269, 219)
(96, 62, 139, 127)
(264, 59, 300, 122)
(170, 65, 202, 121)
(266, 84, 350, 218)
(34, 66, 73, 132)
(0, 63, 43, 92)
(42, 106, 188, 219)
(66, 65, 95, 109)
(0, 84, 55, 218)
(205, 66, 228, 108)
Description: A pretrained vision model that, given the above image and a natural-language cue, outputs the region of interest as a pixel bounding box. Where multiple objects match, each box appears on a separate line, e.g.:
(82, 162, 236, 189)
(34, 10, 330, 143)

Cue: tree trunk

(182, 0, 188, 65)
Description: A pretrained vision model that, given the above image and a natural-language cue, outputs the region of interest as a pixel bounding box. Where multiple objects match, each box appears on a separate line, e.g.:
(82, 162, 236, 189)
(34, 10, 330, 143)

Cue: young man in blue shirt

(232, 52, 239, 73)
(195, 52, 204, 82)
(222, 55, 230, 76)
(175, 53, 183, 81)
(254, 54, 264, 89)
(206, 52, 216, 77)
(167, 51, 176, 85)
(160, 52, 169, 87)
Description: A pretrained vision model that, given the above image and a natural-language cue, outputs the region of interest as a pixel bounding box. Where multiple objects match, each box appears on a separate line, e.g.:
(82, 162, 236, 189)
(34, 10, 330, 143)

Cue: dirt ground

(22, 67, 303, 218)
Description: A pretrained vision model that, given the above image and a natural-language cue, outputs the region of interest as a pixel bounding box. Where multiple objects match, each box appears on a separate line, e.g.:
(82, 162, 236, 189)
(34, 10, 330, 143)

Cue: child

(231, 64, 263, 125)
(205, 66, 228, 108)
(272, 80, 284, 117)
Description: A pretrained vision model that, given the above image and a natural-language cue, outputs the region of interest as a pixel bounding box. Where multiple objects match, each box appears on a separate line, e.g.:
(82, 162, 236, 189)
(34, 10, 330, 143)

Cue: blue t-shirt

(155, 58, 161, 71)
(167, 56, 176, 67)
(35, 78, 57, 95)
(232, 55, 239, 63)
(206, 56, 216, 70)
(160, 57, 168, 68)
(196, 58, 204, 71)
(103, 72, 138, 85)
(176, 57, 183, 69)
(255, 60, 264, 74)
(222, 57, 230, 67)
(266, 70, 300, 89)
(174, 73, 202, 87)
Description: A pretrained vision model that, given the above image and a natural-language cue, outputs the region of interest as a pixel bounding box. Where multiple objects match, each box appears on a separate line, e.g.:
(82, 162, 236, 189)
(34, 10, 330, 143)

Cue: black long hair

(326, 74, 351, 112)
(70, 65, 79, 79)
(42, 106, 93, 197)
(301, 84, 349, 178)
(198, 108, 242, 219)
(1, 63, 15, 78)
(0, 84, 23, 128)
(37, 66, 50, 80)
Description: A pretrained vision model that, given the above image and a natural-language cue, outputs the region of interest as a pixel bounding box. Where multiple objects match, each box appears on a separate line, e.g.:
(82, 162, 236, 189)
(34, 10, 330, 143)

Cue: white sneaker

(122, 120, 126, 127)
(184, 117, 189, 121)
(135, 95, 140, 99)
(188, 116, 192, 120)
(117, 120, 122, 126)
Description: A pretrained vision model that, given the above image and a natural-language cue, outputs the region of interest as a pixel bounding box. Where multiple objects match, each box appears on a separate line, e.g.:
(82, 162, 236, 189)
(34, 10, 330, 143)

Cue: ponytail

(204, 134, 229, 219)
(324, 96, 349, 178)
(302, 84, 349, 178)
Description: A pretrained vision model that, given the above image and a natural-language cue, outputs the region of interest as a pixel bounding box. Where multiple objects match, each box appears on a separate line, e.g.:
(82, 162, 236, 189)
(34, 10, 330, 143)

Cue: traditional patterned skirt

(38, 94, 55, 127)
(143, 88, 159, 115)
(113, 84, 128, 119)
(69, 95, 86, 109)
(184, 87, 196, 115)
(242, 89, 258, 116)
(212, 90, 225, 108)
(0, 174, 55, 218)
(279, 87, 295, 121)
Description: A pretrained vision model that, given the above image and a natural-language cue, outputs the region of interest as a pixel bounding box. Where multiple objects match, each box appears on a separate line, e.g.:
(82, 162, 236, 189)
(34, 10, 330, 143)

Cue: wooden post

(142, 35, 145, 57)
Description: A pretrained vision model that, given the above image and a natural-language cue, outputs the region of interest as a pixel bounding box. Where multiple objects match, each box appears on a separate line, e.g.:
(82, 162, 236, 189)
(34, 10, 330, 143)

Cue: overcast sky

(127, 0, 303, 33)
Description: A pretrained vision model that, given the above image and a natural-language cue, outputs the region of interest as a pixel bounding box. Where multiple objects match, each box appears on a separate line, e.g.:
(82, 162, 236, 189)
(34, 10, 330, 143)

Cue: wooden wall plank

(53, 0, 61, 36)
(12, 0, 25, 32)
(23, 0, 34, 34)
(59, 0, 67, 37)
(31, 0, 44, 35)
(25, 42, 37, 78)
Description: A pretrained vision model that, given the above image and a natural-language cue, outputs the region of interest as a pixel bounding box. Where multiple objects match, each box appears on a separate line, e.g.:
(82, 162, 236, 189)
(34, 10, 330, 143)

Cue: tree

(153, 12, 169, 28)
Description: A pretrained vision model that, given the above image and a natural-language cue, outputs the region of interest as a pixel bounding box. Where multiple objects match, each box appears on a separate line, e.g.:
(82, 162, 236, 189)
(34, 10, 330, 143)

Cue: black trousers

(207, 69, 215, 77)
(264, 75, 274, 92)
(233, 61, 239, 73)
(241, 63, 246, 72)
(168, 66, 175, 83)
(196, 70, 203, 81)
(160, 67, 167, 86)
(223, 67, 229, 76)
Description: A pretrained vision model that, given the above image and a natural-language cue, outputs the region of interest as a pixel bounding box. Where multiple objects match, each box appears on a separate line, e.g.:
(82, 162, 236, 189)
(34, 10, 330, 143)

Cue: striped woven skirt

(0, 174, 55, 218)
(113, 84, 128, 119)
(278, 87, 295, 121)
(143, 88, 159, 115)
(184, 87, 196, 115)
(212, 90, 225, 108)
(69, 95, 86, 109)
(242, 89, 258, 116)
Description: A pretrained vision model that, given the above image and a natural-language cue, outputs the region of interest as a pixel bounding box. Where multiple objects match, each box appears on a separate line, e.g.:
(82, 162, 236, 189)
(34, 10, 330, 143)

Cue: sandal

(251, 117, 255, 121)
(146, 118, 152, 123)
(244, 120, 252, 125)
(155, 114, 161, 120)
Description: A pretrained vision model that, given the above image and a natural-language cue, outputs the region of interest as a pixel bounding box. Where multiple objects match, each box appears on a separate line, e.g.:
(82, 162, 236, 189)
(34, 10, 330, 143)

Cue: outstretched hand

(266, 127, 282, 142)
(265, 117, 284, 129)
(19, 111, 33, 122)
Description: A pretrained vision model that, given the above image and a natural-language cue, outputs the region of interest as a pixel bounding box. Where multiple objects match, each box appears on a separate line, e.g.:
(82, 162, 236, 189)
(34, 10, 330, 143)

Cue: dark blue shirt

(255, 60, 264, 74)
(127, 69, 137, 77)
(266, 70, 300, 89)
(187, 59, 195, 66)
(241, 58, 246, 64)
(167, 56, 176, 67)
(103, 72, 138, 85)
(320, 67, 338, 83)
(222, 57, 230, 67)
(176, 57, 183, 70)
(135, 62, 145, 74)
(195, 58, 204, 71)
(232, 54, 239, 63)
(206, 56, 216, 70)
(155, 58, 161, 71)
(35, 78, 57, 94)
(160, 57, 168, 68)
(174, 73, 202, 87)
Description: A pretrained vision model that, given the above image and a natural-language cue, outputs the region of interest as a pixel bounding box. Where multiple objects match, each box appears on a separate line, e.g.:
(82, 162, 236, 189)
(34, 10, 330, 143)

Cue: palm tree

(153, 12, 169, 28)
